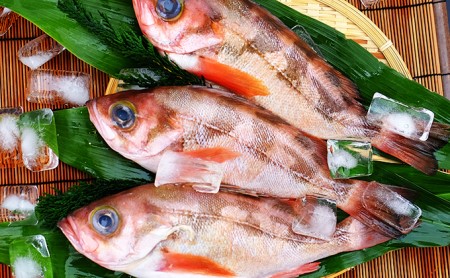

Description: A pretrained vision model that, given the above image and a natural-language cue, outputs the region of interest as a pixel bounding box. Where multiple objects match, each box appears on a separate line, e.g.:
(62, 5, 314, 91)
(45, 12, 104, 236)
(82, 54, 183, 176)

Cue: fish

(58, 184, 391, 278)
(86, 86, 421, 237)
(131, 0, 450, 175)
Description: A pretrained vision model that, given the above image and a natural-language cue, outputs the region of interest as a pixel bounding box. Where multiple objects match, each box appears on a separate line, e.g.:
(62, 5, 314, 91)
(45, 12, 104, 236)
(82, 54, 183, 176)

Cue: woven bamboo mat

(0, 1, 449, 277)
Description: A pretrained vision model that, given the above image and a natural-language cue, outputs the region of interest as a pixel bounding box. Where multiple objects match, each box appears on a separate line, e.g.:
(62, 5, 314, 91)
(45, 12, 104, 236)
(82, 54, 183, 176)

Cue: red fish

(86, 86, 421, 237)
(58, 184, 391, 278)
(132, 0, 449, 175)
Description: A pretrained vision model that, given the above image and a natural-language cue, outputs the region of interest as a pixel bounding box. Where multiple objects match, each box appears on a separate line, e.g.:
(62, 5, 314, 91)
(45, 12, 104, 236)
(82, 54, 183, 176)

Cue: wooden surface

(0, 0, 449, 277)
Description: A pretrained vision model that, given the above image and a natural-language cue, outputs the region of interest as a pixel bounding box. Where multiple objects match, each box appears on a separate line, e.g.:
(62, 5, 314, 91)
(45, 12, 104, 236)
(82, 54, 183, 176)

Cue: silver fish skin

(86, 86, 422, 237)
(58, 184, 390, 278)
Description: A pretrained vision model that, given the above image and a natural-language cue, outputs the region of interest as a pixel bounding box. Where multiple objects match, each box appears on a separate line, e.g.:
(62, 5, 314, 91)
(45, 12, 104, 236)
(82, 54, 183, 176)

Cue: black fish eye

(156, 0, 184, 21)
(91, 206, 120, 236)
(110, 102, 136, 129)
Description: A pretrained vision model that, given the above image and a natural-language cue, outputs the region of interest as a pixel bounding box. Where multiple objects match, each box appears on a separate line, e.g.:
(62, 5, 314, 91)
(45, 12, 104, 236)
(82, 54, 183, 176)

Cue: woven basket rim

(289, 0, 412, 79)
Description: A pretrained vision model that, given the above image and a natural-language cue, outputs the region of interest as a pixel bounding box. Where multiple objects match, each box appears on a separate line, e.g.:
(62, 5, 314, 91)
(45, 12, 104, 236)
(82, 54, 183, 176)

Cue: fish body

(132, 0, 449, 174)
(87, 86, 421, 236)
(58, 184, 390, 278)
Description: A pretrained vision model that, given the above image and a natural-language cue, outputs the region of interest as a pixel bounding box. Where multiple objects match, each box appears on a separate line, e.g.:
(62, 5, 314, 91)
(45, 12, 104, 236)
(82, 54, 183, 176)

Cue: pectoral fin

(160, 249, 236, 277)
(168, 53, 270, 98)
(155, 148, 240, 193)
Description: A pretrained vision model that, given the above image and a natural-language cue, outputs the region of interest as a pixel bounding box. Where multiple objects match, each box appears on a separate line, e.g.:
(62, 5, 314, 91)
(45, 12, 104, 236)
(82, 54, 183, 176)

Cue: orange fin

(155, 149, 239, 193)
(161, 249, 235, 277)
(196, 56, 270, 98)
(270, 262, 321, 278)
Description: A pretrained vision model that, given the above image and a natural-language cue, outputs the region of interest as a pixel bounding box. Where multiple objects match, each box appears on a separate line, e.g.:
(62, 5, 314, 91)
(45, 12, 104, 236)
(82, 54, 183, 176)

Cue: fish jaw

(87, 99, 117, 141)
(58, 214, 100, 255)
(132, 0, 223, 53)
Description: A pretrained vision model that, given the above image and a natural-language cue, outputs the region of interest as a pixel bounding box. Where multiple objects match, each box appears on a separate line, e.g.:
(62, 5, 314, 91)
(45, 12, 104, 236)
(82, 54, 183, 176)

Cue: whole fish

(132, 0, 449, 175)
(86, 86, 421, 237)
(58, 184, 390, 278)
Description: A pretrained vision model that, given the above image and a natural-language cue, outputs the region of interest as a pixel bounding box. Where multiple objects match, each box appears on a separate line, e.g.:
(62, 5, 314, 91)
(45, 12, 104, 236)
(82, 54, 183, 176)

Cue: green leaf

(0, 221, 130, 277)
(0, 0, 137, 75)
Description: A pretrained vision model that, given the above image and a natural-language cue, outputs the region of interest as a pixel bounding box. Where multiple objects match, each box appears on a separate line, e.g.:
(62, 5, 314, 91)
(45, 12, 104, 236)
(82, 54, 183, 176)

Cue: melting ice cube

(362, 182, 421, 234)
(18, 109, 59, 172)
(360, 0, 382, 7)
(0, 185, 38, 222)
(327, 140, 373, 179)
(291, 196, 337, 240)
(26, 69, 90, 106)
(0, 7, 19, 37)
(11, 257, 43, 278)
(0, 107, 24, 168)
(10, 235, 53, 278)
(20, 126, 58, 172)
(367, 92, 434, 141)
(18, 34, 65, 69)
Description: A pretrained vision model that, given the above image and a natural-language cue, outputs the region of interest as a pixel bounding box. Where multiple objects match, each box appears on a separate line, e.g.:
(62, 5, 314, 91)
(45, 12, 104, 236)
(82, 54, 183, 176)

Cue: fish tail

(336, 181, 422, 238)
(371, 122, 450, 175)
(336, 217, 392, 251)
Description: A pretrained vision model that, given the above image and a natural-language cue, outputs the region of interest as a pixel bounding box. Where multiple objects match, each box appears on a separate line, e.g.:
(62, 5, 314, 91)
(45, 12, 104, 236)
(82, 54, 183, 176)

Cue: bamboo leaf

(0, 0, 137, 75)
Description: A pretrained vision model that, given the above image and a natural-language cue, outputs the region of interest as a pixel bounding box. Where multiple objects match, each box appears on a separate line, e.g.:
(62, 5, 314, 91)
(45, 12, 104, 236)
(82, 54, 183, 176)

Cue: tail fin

(336, 181, 422, 237)
(372, 122, 450, 175)
(336, 217, 392, 251)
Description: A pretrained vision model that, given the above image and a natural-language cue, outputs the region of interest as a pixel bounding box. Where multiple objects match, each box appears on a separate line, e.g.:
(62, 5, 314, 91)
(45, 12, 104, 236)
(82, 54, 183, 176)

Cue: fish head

(132, 0, 224, 53)
(86, 90, 181, 167)
(58, 188, 172, 271)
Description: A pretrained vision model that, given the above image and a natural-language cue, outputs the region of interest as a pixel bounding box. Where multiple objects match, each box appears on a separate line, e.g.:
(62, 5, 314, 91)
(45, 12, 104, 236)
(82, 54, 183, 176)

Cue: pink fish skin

(86, 86, 421, 237)
(58, 184, 390, 278)
(132, 0, 450, 175)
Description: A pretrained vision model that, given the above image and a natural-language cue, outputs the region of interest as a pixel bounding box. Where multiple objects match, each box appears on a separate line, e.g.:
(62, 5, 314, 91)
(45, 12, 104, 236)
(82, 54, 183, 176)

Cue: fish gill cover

(0, 0, 449, 277)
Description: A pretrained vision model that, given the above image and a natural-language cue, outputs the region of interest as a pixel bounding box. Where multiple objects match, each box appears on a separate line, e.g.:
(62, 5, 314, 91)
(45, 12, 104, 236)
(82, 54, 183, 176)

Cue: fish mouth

(59, 216, 100, 255)
(58, 217, 84, 252)
(86, 99, 116, 141)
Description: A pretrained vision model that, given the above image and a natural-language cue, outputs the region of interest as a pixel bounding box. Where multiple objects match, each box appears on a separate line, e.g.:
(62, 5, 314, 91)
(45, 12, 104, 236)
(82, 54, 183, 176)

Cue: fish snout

(86, 99, 117, 141)
(58, 216, 100, 254)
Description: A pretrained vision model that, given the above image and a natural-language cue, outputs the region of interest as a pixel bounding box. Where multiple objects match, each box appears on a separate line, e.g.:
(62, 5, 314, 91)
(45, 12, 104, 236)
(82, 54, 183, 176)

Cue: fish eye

(91, 206, 120, 236)
(110, 102, 136, 129)
(155, 0, 184, 21)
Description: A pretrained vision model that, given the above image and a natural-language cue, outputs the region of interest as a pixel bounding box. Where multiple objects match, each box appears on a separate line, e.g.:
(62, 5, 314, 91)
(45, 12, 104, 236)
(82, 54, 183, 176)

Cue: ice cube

(26, 69, 90, 106)
(0, 7, 19, 37)
(367, 92, 434, 141)
(1, 195, 35, 212)
(11, 257, 43, 278)
(0, 107, 24, 168)
(20, 126, 58, 172)
(291, 196, 337, 240)
(0, 185, 38, 222)
(18, 34, 65, 69)
(360, 0, 382, 7)
(10, 235, 53, 278)
(362, 182, 421, 234)
(327, 140, 373, 179)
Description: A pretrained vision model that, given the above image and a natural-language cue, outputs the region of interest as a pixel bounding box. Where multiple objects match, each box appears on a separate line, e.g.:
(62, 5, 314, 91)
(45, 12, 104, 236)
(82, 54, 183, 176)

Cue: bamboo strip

(346, 0, 446, 96)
